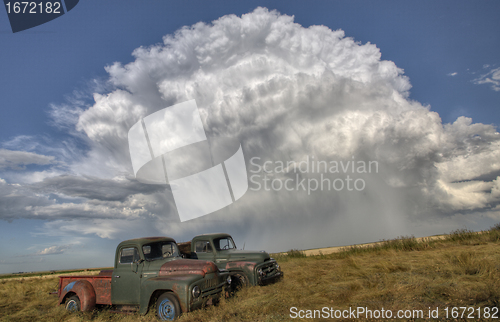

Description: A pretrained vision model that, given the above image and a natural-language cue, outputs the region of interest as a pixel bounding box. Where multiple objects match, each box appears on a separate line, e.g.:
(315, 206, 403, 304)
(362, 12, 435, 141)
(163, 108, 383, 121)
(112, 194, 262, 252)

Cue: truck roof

(192, 233, 231, 240)
(117, 237, 176, 248)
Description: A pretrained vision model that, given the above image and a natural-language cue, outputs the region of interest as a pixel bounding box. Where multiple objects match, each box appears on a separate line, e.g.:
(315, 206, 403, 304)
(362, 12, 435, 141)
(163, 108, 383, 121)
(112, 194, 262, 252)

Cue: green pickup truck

(178, 233, 283, 287)
(57, 237, 230, 320)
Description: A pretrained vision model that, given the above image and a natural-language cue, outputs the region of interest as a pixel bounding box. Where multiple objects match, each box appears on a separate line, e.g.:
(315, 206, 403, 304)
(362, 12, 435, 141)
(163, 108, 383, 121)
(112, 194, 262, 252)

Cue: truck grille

(203, 276, 218, 290)
(261, 261, 279, 277)
(200, 273, 224, 298)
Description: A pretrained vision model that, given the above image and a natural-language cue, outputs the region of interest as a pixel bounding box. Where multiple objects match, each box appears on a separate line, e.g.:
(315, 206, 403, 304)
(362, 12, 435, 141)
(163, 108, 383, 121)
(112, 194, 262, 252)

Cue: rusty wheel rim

(158, 298, 175, 320)
(66, 299, 79, 312)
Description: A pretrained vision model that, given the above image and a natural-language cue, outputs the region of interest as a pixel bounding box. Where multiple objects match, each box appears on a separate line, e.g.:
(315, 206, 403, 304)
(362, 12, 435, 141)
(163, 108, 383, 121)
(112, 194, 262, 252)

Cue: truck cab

(179, 233, 282, 287)
(58, 237, 230, 320)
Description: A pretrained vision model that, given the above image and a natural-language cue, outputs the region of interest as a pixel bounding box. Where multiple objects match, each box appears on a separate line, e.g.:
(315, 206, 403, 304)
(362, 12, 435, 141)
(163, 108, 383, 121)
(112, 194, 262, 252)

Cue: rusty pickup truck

(57, 237, 230, 320)
(178, 233, 282, 288)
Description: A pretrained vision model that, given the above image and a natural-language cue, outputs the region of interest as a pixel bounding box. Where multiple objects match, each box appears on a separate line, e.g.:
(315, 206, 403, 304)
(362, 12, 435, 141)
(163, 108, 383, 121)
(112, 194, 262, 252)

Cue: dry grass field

(2, 227, 500, 321)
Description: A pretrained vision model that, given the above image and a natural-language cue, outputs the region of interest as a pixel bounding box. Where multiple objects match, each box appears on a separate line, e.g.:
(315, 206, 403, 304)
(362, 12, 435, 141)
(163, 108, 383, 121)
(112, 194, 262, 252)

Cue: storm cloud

(2, 8, 500, 250)
(0, 149, 56, 170)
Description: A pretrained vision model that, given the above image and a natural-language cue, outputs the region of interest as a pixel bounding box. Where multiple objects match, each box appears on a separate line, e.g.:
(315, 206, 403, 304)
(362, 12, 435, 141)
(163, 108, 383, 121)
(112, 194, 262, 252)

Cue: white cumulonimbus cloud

(128, 99, 249, 221)
(2, 7, 500, 251)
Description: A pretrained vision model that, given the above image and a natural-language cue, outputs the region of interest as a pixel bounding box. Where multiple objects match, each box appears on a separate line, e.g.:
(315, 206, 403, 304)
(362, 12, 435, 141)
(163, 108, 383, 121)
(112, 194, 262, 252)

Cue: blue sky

(1, 1, 499, 274)
(1, 0, 499, 141)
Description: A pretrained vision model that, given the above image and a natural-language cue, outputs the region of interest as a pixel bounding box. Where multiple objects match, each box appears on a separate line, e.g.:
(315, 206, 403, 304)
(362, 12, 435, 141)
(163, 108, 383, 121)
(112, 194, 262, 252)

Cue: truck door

(111, 246, 143, 305)
(193, 240, 215, 262)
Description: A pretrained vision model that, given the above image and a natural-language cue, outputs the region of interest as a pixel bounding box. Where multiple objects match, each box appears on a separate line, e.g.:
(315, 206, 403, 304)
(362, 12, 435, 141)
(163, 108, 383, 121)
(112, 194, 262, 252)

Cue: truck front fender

(59, 280, 96, 312)
(225, 261, 258, 285)
(139, 276, 199, 315)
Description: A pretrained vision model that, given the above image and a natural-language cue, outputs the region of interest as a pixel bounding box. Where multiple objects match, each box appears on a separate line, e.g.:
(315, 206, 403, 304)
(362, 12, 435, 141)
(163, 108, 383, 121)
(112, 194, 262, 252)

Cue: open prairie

(1, 228, 500, 321)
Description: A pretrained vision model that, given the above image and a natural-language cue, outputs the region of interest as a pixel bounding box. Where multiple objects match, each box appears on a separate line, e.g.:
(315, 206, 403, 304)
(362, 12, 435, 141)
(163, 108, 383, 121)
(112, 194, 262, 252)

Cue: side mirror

(131, 258, 144, 273)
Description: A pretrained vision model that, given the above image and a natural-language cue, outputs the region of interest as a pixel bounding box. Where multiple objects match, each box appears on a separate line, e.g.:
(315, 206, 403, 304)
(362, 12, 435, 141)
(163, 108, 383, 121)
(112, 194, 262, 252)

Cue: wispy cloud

(2, 244, 74, 262)
(0, 149, 56, 170)
(36, 245, 71, 256)
(473, 66, 500, 91)
(448, 72, 458, 76)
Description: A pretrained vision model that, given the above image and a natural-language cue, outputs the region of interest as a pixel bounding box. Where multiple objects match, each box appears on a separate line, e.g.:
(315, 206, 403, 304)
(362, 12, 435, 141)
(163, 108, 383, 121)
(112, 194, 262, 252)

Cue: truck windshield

(213, 237, 236, 251)
(143, 241, 180, 261)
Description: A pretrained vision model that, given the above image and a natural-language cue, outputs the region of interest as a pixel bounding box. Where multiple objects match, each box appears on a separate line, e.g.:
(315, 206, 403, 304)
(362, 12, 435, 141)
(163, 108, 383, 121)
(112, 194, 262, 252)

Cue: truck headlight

(226, 275, 232, 285)
(192, 285, 201, 298)
(258, 268, 264, 277)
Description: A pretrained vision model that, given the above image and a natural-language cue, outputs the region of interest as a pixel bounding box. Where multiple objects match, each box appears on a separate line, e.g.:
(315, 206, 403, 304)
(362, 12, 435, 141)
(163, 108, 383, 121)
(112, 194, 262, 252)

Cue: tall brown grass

(2, 227, 500, 321)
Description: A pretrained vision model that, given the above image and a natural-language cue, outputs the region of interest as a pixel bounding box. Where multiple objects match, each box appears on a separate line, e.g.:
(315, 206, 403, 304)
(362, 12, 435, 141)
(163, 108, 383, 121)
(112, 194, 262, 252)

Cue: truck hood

(158, 258, 218, 277)
(220, 249, 270, 262)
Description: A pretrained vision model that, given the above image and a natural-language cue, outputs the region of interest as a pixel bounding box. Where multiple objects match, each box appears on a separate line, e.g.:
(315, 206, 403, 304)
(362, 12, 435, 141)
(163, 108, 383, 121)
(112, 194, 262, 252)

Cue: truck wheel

(232, 274, 248, 291)
(156, 293, 180, 321)
(65, 295, 81, 312)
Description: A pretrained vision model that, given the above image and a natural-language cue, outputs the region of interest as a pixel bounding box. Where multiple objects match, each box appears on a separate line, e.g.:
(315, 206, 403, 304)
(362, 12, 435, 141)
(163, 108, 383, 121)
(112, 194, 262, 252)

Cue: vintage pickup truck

(57, 237, 230, 320)
(178, 233, 282, 287)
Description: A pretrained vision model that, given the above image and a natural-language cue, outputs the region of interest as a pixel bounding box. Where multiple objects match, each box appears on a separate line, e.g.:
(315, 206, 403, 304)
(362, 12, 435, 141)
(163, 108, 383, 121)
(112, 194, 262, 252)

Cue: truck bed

(177, 241, 192, 256)
(58, 274, 112, 305)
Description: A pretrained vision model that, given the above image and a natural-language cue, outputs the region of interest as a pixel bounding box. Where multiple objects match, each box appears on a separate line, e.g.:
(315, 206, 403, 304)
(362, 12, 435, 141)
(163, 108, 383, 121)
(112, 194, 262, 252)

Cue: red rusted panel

(58, 276, 112, 306)
(75, 280, 96, 311)
(159, 259, 217, 277)
(58, 279, 96, 311)
(225, 261, 256, 270)
(93, 278, 112, 305)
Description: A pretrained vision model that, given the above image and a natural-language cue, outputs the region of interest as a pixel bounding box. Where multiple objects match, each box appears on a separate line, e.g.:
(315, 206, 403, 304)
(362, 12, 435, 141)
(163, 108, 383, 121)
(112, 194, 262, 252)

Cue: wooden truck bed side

(177, 241, 192, 256)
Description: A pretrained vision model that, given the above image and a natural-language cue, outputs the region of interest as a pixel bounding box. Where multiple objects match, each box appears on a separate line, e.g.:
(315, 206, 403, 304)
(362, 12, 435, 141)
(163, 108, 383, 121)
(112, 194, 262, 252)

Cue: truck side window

(214, 237, 236, 250)
(119, 247, 139, 264)
(195, 241, 212, 253)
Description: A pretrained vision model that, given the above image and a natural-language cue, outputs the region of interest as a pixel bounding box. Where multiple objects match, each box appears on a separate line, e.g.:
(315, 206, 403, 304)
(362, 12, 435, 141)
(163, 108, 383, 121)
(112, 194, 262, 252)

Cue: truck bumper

(259, 270, 283, 285)
(189, 281, 226, 311)
(255, 259, 283, 285)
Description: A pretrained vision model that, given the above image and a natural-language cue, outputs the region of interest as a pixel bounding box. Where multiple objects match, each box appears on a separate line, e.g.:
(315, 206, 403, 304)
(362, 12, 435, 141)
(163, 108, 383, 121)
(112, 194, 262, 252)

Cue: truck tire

(233, 274, 248, 290)
(156, 292, 180, 321)
(65, 295, 81, 312)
